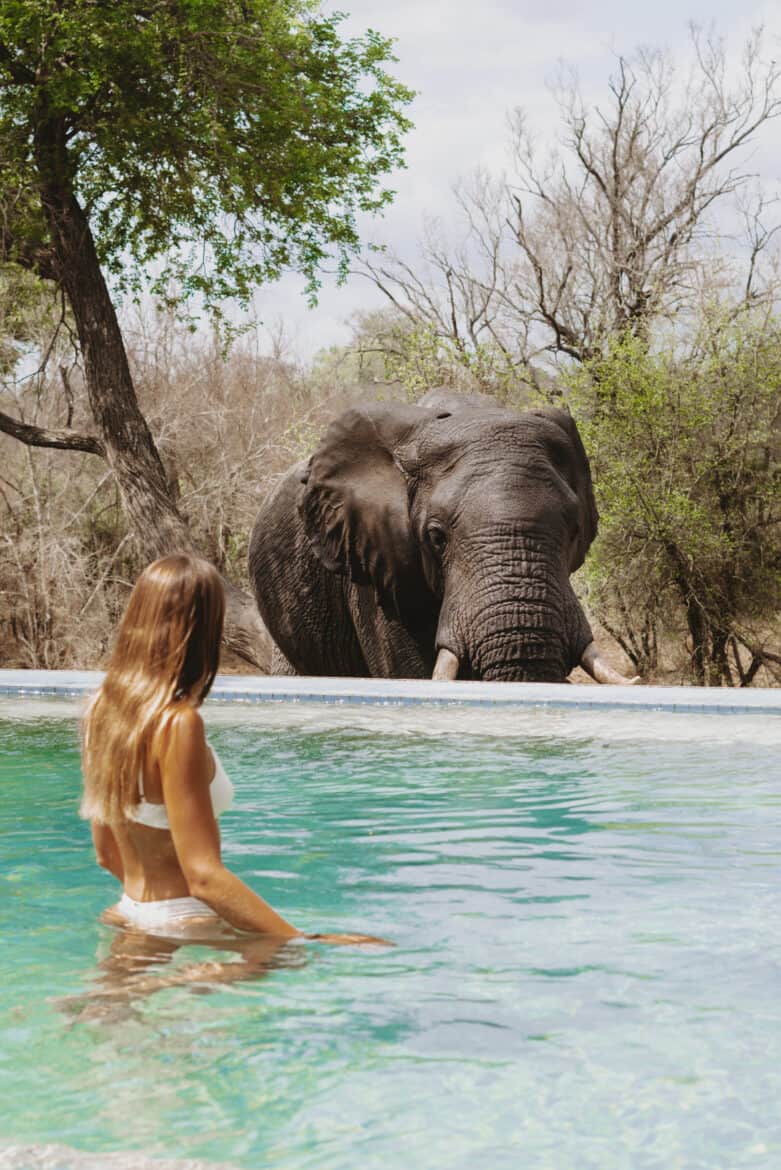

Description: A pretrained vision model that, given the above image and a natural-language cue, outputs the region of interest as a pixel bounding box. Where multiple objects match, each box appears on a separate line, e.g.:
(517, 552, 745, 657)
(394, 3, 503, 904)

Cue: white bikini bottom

(116, 892, 220, 933)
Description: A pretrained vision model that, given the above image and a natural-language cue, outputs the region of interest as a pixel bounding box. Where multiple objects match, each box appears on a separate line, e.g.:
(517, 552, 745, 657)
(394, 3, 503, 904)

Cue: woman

(81, 552, 382, 947)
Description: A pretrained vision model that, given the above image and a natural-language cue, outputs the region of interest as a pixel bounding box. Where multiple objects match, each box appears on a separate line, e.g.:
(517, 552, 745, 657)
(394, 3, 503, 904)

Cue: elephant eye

(426, 522, 448, 555)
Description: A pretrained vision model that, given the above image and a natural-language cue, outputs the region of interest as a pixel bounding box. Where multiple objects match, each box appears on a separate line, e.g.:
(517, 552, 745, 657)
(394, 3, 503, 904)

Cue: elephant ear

(300, 402, 432, 615)
(529, 406, 599, 573)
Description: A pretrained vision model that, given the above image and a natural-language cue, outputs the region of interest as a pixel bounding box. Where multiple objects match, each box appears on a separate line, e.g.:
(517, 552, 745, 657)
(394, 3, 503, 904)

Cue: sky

(252, 0, 781, 361)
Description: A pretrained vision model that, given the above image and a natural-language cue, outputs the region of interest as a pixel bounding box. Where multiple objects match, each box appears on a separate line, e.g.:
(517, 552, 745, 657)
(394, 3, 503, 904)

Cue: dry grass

(0, 310, 369, 669)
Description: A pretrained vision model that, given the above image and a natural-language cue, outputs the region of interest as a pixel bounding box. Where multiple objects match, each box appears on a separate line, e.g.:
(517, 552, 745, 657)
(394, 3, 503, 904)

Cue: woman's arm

(160, 707, 301, 940)
(91, 822, 124, 882)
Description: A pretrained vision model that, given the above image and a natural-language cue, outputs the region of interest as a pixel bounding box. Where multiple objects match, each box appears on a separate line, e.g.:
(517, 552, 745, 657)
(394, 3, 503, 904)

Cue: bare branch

(0, 409, 105, 456)
(361, 26, 781, 383)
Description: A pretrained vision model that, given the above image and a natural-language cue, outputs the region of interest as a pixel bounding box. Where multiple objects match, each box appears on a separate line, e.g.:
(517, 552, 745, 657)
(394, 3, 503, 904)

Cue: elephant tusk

(580, 642, 640, 685)
(432, 648, 460, 681)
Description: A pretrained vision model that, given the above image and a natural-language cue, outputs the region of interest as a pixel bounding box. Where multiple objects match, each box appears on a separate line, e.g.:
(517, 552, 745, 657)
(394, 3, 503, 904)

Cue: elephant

(248, 389, 637, 685)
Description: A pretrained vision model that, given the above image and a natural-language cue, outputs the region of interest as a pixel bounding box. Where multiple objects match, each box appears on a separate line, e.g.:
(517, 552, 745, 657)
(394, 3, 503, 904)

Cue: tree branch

(0, 409, 106, 456)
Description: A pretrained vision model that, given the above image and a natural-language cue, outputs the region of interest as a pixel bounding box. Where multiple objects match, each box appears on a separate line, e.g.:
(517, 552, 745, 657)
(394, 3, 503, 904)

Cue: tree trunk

(35, 132, 271, 669)
(49, 195, 190, 553)
(666, 543, 707, 685)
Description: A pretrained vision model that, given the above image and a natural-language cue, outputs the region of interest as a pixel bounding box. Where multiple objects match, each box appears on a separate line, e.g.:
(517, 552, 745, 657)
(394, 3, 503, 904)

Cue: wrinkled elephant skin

(249, 390, 630, 683)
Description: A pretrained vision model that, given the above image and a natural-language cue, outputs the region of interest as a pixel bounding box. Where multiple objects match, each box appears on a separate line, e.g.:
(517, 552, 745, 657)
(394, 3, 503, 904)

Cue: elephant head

(297, 390, 632, 684)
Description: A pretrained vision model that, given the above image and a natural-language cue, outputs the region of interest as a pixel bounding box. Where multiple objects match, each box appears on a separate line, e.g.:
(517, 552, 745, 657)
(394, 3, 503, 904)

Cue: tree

(364, 28, 781, 384)
(356, 28, 781, 686)
(0, 0, 413, 665)
(567, 320, 781, 686)
(315, 306, 524, 405)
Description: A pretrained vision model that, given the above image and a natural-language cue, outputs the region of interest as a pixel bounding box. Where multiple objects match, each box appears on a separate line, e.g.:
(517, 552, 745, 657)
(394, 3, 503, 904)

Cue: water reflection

(56, 924, 306, 1026)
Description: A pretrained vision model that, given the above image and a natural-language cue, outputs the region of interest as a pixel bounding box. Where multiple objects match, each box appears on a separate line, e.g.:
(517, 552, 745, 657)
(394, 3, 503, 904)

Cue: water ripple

(0, 703, 779, 1169)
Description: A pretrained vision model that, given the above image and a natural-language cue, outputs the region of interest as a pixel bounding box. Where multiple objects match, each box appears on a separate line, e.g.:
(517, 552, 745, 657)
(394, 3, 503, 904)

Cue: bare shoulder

(156, 703, 208, 768)
(167, 702, 205, 739)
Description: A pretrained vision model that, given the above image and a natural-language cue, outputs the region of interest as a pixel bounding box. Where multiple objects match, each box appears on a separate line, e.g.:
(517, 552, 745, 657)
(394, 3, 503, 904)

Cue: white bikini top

(127, 743, 234, 830)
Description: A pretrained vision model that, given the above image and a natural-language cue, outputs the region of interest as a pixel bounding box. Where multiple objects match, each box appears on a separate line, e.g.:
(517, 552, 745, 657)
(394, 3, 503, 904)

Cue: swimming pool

(1, 684, 780, 1169)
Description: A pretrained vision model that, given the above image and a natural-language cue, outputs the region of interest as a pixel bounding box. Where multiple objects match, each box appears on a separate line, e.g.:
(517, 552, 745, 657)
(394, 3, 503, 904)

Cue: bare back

(111, 711, 217, 902)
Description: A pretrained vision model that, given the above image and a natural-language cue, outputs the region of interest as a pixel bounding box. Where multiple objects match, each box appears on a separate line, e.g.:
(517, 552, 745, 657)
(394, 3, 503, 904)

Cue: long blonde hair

(81, 553, 225, 824)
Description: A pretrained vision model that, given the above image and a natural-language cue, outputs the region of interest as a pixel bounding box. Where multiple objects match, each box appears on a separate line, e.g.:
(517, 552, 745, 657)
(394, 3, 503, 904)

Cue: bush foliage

(567, 319, 780, 684)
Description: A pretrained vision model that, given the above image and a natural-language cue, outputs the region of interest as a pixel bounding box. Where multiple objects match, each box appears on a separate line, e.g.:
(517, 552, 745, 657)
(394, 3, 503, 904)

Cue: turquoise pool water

(1, 698, 780, 1170)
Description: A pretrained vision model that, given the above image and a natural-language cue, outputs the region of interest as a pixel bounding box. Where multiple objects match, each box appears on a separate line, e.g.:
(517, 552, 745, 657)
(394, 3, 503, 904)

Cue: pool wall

(1, 670, 779, 717)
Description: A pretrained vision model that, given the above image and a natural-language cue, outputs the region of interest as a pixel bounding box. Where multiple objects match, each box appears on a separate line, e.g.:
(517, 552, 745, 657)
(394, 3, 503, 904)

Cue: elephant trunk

(470, 595, 571, 682)
(436, 531, 593, 683)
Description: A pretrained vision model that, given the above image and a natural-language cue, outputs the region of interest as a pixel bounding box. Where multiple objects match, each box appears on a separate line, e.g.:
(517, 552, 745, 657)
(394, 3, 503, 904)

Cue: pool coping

(1, 669, 780, 716)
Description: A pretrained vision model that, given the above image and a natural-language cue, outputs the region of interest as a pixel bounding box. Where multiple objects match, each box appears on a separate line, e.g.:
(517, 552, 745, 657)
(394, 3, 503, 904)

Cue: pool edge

(1, 669, 779, 717)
